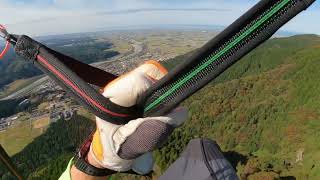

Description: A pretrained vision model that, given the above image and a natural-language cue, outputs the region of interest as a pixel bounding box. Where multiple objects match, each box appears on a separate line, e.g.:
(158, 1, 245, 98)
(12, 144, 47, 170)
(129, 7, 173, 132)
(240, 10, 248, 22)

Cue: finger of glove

(132, 152, 154, 175)
(115, 108, 188, 160)
(118, 120, 174, 159)
(134, 60, 168, 80)
(102, 61, 167, 107)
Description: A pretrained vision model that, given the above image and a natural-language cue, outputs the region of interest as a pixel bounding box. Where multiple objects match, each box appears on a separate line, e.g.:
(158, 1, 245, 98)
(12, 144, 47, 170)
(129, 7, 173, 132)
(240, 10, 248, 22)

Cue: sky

(0, 0, 319, 36)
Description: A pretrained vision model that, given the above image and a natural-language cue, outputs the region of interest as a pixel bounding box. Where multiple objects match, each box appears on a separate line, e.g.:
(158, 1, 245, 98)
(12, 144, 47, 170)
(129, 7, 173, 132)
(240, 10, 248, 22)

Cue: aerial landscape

(0, 29, 222, 179)
(0, 28, 320, 180)
(1, 0, 320, 180)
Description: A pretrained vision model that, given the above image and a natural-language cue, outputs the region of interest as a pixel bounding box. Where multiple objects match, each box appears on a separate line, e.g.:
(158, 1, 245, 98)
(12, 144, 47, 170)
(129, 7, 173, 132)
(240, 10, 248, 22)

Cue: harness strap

(44, 46, 118, 88)
(2, 0, 316, 125)
(14, 35, 139, 125)
(138, 0, 316, 117)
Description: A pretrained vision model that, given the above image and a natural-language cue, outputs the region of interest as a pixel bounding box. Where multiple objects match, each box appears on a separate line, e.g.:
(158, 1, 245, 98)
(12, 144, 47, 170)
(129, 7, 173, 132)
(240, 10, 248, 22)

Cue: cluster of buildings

(0, 116, 18, 131)
(1, 36, 167, 132)
(43, 91, 80, 123)
(50, 107, 79, 123)
(0, 88, 80, 132)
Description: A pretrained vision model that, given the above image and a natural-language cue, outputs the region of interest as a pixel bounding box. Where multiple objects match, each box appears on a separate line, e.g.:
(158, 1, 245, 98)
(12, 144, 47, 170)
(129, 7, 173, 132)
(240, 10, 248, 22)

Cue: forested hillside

(0, 115, 95, 180)
(0, 49, 42, 90)
(158, 34, 320, 179)
(1, 34, 320, 179)
(0, 99, 24, 118)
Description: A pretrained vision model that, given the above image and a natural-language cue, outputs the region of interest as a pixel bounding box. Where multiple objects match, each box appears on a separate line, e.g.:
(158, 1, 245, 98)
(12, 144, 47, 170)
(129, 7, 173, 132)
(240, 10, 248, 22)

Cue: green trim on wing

(144, 0, 291, 112)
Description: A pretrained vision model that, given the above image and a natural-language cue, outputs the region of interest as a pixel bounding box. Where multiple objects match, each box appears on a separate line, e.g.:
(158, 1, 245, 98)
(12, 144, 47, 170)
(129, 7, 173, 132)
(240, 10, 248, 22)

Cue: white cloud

(0, 0, 318, 36)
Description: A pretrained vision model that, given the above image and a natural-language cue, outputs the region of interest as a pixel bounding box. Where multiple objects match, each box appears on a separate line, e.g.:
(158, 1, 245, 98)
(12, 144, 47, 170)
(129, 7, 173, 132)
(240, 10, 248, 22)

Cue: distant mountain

(95, 24, 299, 37)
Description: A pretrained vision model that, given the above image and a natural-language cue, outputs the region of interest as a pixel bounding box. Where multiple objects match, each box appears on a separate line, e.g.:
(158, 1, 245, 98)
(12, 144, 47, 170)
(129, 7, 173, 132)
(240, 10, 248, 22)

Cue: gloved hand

(89, 60, 188, 175)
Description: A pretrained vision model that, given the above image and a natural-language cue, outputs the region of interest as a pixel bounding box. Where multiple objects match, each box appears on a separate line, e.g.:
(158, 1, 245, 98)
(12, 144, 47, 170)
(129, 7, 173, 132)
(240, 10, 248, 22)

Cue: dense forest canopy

(159, 34, 320, 179)
(0, 99, 24, 118)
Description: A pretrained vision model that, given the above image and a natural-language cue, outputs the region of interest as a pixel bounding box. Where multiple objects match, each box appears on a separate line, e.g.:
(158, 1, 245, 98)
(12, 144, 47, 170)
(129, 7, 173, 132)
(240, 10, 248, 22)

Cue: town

(0, 30, 215, 132)
(0, 86, 80, 131)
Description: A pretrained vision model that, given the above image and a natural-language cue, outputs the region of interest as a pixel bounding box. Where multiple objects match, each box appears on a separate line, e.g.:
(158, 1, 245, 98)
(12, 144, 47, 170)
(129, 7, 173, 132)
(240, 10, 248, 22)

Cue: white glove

(89, 60, 188, 174)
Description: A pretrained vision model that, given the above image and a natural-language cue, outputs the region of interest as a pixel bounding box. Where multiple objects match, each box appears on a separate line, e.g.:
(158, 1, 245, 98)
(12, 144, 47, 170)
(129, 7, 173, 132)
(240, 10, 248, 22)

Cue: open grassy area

(0, 106, 91, 158)
(137, 30, 218, 58)
(32, 117, 50, 129)
(77, 107, 95, 121)
(0, 76, 42, 99)
(0, 120, 44, 156)
(110, 40, 132, 54)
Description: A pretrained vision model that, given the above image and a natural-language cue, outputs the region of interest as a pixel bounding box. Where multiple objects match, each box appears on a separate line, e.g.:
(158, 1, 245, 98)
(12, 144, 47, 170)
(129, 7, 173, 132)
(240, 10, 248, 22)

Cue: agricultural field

(0, 76, 42, 99)
(132, 30, 219, 60)
(0, 119, 43, 156)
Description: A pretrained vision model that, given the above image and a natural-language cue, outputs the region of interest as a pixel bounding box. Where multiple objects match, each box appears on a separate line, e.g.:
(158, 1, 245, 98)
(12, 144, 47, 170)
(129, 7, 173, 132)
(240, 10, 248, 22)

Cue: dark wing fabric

(159, 138, 238, 180)
(46, 47, 118, 88)
(14, 35, 138, 124)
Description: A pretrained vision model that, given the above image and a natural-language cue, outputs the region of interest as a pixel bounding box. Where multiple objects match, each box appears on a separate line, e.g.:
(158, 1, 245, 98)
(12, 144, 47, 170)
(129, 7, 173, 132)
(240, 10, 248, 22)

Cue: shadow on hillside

(223, 151, 248, 169)
(280, 176, 296, 180)
(4, 115, 95, 179)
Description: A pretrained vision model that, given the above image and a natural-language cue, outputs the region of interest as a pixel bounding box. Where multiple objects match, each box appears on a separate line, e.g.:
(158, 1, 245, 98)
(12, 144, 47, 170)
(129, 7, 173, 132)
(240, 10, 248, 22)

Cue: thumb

(102, 60, 168, 107)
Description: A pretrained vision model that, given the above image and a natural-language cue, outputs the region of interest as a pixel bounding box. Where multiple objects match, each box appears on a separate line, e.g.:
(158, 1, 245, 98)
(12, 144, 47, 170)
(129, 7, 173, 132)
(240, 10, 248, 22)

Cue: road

(1, 39, 145, 100)
(1, 77, 49, 100)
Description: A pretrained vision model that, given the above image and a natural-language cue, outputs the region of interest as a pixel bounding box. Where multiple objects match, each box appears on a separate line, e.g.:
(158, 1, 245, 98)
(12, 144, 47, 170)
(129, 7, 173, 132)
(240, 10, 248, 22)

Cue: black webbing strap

(14, 36, 140, 124)
(47, 48, 118, 88)
(10, 0, 315, 125)
(138, 0, 316, 117)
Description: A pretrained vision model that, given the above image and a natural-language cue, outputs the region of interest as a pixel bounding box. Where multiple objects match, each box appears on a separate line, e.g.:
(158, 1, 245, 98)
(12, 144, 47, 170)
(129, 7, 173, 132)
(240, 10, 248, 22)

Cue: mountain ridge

(158, 34, 320, 179)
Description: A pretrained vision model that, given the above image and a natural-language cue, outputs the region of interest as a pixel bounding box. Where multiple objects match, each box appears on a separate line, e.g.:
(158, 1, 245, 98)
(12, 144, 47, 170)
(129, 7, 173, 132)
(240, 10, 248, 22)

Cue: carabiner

(0, 24, 11, 60)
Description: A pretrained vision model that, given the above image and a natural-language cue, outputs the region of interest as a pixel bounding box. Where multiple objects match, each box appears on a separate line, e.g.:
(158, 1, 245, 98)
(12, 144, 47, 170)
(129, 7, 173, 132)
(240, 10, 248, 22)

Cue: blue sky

(0, 0, 319, 36)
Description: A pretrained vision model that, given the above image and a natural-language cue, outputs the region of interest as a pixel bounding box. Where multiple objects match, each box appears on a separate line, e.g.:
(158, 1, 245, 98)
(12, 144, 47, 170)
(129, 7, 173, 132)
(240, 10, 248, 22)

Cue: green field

(0, 120, 44, 156)
(0, 76, 42, 99)
(134, 30, 218, 58)
(110, 39, 132, 54)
